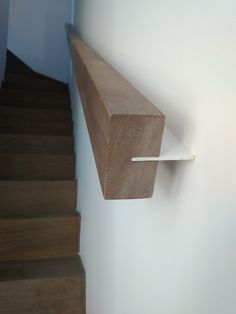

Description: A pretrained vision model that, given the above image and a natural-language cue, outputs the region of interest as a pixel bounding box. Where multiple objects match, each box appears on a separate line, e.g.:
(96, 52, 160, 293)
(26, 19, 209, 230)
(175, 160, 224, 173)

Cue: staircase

(0, 51, 85, 313)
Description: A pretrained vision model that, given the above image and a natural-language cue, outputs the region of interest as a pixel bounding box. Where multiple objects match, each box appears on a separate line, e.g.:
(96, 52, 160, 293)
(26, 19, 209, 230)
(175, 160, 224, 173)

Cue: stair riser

(3, 74, 68, 93)
(0, 100, 70, 110)
(0, 216, 80, 261)
(0, 277, 85, 314)
(0, 107, 72, 121)
(0, 181, 77, 218)
(0, 51, 85, 314)
(0, 154, 75, 180)
(0, 135, 74, 155)
(0, 89, 69, 100)
(3, 83, 67, 93)
(0, 119, 73, 136)
(0, 91, 70, 109)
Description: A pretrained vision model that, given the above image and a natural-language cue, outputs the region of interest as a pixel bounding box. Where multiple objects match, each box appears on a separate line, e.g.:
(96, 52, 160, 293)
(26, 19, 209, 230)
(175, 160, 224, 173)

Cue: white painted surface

(70, 0, 236, 313)
(0, 0, 9, 85)
(8, 0, 73, 82)
(132, 128, 195, 162)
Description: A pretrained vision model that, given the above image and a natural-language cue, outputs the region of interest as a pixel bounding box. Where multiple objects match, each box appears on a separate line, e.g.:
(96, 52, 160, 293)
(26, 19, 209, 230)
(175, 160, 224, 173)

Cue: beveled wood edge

(65, 24, 165, 118)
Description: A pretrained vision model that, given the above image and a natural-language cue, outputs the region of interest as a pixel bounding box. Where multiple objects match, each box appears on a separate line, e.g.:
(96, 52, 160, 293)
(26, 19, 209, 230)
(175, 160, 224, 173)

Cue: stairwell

(0, 51, 85, 313)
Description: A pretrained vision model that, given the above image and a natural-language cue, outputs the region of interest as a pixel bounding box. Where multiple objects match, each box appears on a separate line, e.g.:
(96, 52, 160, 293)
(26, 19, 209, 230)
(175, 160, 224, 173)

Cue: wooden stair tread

(0, 88, 69, 101)
(4, 72, 68, 87)
(5, 51, 63, 83)
(0, 213, 80, 261)
(0, 180, 77, 218)
(0, 118, 72, 136)
(0, 90, 70, 109)
(0, 134, 74, 154)
(0, 257, 85, 314)
(5, 50, 39, 79)
(0, 52, 85, 314)
(0, 256, 84, 282)
(0, 99, 70, 110)
(0, 106, 72, 121)
(0, 153, 75, 180)
(3, 73, 68, 93)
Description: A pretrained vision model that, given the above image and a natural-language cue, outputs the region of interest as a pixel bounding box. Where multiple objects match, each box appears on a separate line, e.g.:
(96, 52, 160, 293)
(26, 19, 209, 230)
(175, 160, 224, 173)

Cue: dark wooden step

(0, 106, 72, 121)
(6, 50, 38, 78)
(0, 90, 70, 109)
(0, 88, 69, 101)
(3, 73, 68, 93)
(0, 98, 70, 110)
(0, 213, 79, 261)
(0, 134, 74, 154)
(0, 180, 77, 218)
(6, 50, 59, 82)
(0, 118, 72, 136)
(0, 154, 75, 180)
(0, 257, 85, 314)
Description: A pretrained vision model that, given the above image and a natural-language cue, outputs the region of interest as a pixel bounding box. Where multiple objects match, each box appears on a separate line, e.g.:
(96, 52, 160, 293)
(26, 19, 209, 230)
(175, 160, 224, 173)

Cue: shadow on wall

(153, 94, 196, 201)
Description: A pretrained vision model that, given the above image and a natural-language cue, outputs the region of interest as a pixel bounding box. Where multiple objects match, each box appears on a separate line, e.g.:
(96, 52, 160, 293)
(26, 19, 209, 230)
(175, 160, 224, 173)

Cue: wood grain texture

(0, 154, 75, 180)
(0, 134, 74, 154)
(0, 214, 80, 261)
(66, 24, 165, 199)
(0, 51, 85, 313)
(0, 257, 85, 314)
(0, 257, 84, 281)
(0, 180, 77, 217)
(0, 277, 85, 314)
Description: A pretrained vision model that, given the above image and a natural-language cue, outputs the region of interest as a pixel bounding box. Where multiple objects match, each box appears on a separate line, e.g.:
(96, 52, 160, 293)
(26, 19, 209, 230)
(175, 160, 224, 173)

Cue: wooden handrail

(66, 24, 165, 199)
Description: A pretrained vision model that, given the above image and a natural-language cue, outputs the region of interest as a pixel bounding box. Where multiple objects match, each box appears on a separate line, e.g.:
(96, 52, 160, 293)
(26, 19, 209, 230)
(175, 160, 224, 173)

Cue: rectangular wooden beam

(66, 24, 165, 199)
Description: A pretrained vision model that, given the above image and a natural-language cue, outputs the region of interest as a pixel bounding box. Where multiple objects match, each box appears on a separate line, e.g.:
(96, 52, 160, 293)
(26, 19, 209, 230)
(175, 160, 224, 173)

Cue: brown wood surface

(0, 257, 85, 314)
(0, 118, 72, 135)
(0, 154, 75, 180)
(66, 24, 165, 199)
(0, 214, 80, 261)
(0, 88, 69, 100)
(0, 277, 85, 314)
(0, 256, 84, 281)
(0, 89, 70, 109)
(4, 73, 68, 93)
(0, 106, 72, 121)
(0, 180, 77, 217)
(0, 49, 85, 313)
(0, 134, 74, 154)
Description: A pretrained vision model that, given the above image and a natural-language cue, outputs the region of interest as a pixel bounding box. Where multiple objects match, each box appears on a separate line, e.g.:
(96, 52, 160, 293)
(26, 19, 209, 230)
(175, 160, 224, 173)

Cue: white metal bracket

(132, 127, 195, 162)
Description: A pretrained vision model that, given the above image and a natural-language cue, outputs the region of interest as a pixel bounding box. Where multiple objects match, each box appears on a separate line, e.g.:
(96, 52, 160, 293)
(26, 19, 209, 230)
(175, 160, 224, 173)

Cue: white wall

(0, 0, 9, 85)
(8, 0, 73, 82)
(70, 0, 236, 313)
